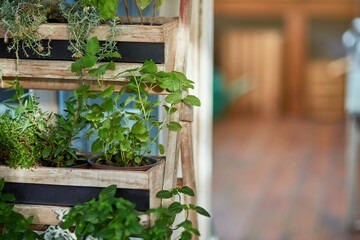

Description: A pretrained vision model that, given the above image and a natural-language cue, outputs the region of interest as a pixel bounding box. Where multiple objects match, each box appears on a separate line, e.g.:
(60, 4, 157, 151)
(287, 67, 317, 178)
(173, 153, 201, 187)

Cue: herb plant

(0, 0, 51, 67)
(143, 186, 210, 240)
(61, 185, 210, 240)
(81, 59, 200, 167)
(61, 185, 143, 240)
(0, 112, 43, 169)
(0, 178, 41, 239)
(6, 80, 87, 168)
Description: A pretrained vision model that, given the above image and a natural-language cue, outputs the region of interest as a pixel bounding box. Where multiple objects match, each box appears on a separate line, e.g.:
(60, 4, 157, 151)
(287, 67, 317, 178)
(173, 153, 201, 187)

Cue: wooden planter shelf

(0, 17, 178, 93)
(0, 158, 165, 226)
(0, 0, 198, 231)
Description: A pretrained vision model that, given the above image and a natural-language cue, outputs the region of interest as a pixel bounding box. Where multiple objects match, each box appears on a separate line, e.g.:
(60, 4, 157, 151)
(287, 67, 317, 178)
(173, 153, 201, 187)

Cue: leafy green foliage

(62, 184, 143, 240)
(0, 112, 43, 169)
(71, 36, 120, 88)
(6, 80, 87, 168)
(41, 87, 89, 167)
(142, 186, 210, 240)
(0, 179, 41, 239)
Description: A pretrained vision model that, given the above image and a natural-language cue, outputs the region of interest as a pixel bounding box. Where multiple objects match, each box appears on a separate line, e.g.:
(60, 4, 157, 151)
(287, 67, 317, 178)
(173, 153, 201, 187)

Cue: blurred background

(212, 0, 360, 239)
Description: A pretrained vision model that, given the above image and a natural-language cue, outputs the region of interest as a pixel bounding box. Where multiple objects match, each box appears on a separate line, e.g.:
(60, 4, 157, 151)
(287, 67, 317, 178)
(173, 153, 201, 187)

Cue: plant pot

(66, 154, 91, 169)
(88, 155, 159, 171)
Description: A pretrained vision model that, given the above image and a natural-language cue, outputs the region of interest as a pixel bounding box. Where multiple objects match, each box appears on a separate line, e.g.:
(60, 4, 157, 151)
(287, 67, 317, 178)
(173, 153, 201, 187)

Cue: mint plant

(82, 59, 200, 167)
(71, 36, 121, 87)
(0, 179, 41, 239)
(61, 185, 143, 240)
(61, 185, 210, 240)
(143, 186, 210, 240)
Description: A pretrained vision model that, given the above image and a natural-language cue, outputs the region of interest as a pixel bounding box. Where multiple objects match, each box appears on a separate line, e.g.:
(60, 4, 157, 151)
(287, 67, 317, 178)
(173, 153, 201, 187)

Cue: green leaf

(99, 184, 117, 200)
(101, 99, 114, 112)
(2, 193, 15, 202)
(99, 85, 115, 98)
(137, 0, 152, 10)
(85, 223, 95, 233)
(168, 202, 183, 214)
(88, 63, 108, 76)
(71, 58, 85, 72)
(184, 95, 201, 107)
(132, 121, 146, 135)
(120, 140, 131, 151)
(100, 52, 121, 59)
(61, 219, 74, 229)
(97, 0, 118, 20)
(165, 90, 182, 104)
(107, 61, 116, 71)
(141, 59, 157, 74)
(158, 144, 165, 155)
(91, 139, 103, 153)
(167, 122, 182, 132)
(164, 105, 177, 114)
(156, 190, 173, 199)
(195, 206, 210, 217)
(42, 146, 52, 158)
(179, 186, 195, 196)
(86, 37, 100, 56)
(0, 179, 4, 191)
(180, 231, 192, 240)
(83, 55, 99, 68)
(123, 96, 136, 107)
(84, 212, 100, 224)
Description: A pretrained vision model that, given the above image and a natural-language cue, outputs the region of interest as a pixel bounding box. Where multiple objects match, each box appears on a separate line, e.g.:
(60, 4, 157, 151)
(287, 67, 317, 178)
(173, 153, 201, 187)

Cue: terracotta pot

(88, 155, 159, 171)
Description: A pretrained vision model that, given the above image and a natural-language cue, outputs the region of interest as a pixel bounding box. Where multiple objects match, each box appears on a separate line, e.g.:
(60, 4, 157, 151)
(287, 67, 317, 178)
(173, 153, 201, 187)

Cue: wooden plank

(214, 1, 356, 19)
(0, 59, 164, 81)
(148, 158, 165, 225)
(162, 104, 182, 207)
(284, 11, 307, 116)
(0, 59, 169, 94)
(164, 18, 179, 73)
(0, 164, 158, 189)
(0, 17, 178, 43)
(14, 204, 150, 226)
(180, 122, 198, 230)
(180, 102, 193, 122)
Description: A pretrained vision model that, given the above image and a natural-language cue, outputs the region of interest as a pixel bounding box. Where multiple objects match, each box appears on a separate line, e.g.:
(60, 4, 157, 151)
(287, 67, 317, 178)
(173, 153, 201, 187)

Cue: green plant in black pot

(83, 59, 200, 168)
(6, 80, 88, 168)
(41, 86, 89, 167)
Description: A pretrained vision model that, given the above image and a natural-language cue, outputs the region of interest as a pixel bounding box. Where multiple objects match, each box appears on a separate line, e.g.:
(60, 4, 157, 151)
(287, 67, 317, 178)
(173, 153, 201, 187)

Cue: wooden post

(162, 0, 193, 196)
(284, 11, 308, 116)
(346, 116, 360, 230)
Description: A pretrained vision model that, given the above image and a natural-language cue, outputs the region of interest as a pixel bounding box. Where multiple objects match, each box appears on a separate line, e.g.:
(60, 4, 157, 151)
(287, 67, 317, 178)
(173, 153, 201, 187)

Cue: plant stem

(123, 0, 132, 24)
(135, 0, 143, 25)
(151, 0, 157, 25)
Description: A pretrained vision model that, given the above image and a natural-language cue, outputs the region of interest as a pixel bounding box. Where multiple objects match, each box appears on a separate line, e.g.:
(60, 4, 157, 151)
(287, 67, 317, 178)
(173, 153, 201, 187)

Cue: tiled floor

(212, 116, 360, 240)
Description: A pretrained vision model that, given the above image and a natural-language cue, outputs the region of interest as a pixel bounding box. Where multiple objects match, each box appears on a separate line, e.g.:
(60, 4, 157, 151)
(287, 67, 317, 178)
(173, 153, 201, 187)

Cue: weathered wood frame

(0, 2, 199, 231)
(0, 17, 178, 92)
(0, 158, 165, 226)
